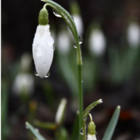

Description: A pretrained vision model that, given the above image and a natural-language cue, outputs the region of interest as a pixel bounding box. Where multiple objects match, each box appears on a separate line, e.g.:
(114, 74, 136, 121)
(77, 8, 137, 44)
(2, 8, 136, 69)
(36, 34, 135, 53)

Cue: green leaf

(83, 99, 102, 121)
(58, 56, 78, 98)
(55, 127, 68, 140)
(71, 111, 79, 140)
(34, 120, 57, 130)
(25, 122, 46, 140)
(102, 106, 121, 140)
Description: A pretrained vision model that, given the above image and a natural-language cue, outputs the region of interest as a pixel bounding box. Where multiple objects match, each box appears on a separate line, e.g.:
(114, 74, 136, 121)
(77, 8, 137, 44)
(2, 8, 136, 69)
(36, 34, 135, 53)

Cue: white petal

(73, 15, 83, 36)
(32, 25, 54, 78)
(55, 98, 67, 124)
(13, 73, 34, 95)
(35, 44, 53, 78)
(87, 134, 97, 140)
(37, 25, 50, 36)
(127, 22, 140, 47)
(57, 30, 70, 54)
(89, 29, 106, 56)
(46, 34, 54, 46)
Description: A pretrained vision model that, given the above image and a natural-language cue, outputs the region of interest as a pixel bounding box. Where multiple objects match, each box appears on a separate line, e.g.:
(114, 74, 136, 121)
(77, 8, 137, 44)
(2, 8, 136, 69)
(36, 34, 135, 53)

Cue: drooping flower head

(127, 21, 140, 48)
(57, 29, 71, 54)
(13, 73, 34, 95)
(32, 7, 54, 78)
(87, 113, 97, 140)
(89, 23, 106, 56)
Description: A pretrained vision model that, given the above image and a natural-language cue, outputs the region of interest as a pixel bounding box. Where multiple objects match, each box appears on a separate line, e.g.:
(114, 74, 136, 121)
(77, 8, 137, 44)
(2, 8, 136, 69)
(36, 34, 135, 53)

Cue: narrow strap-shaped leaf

(34, 120, 57, 130)
(83, 99, 103, 121)
(25, 122, 46, 140)
(102, 106, 121, 140)
(71, 111, 79, 140)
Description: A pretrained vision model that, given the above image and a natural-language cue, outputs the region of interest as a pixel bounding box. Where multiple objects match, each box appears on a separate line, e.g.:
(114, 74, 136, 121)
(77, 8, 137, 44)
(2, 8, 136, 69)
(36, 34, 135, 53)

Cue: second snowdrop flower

(32, 6, 54, 78)
(57, 29, 71, 54)
(127, 21, 140, 48)
(89, 24, 106, 56)
(55, 98, 67, 125)
(87, 113, 97, 140)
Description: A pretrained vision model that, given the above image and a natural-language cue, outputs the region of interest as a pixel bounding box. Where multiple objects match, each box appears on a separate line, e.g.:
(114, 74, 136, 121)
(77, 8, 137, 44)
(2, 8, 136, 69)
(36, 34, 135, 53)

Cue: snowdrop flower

(70, 1, 83, 36)
(13, 73, 34, 95)
(87, 113, 97, 140)
(127, 21, 140, 48)
(73, 15, 83, 36)
(32, 7, 54, 78)
(89, 27, 106, 56)
(55, 98, 67, 125)
(57, 30, 71, 54)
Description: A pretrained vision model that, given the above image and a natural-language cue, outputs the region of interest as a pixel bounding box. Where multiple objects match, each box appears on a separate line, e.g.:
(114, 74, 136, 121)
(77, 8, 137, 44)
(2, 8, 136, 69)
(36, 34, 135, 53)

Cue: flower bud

(89, 23, 106, 56)
(55, 98, 67, 125)
(87, 113, 97, 140)
(32, 6, 54, 78)
(127, 21, 140, 47)
(32, 25, 54, 78)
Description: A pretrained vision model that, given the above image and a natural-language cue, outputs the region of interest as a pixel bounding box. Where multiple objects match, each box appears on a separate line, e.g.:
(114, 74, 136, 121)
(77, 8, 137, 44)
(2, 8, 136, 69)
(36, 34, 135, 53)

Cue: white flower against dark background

(32, 25, 54, 78)
(89, 28, 106, 56)
(127, 22, 140, 47)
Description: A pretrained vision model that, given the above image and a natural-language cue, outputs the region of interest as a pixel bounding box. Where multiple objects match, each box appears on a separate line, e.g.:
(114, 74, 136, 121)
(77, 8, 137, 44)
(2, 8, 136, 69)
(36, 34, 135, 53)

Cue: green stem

(82, 120, 86, 140)
(78, 65, 83, 140)
(76, 43, 83, 140)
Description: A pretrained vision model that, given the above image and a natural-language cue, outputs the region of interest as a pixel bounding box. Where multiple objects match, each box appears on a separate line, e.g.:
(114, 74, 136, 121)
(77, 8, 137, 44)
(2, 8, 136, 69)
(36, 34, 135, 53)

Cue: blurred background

(2, 0, 140, 140)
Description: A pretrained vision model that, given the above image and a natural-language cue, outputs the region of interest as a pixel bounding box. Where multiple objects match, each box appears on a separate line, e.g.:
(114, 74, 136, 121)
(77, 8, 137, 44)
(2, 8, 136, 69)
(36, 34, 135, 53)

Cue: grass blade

(102, 106, 121, 140)
(25, 122, 46, 140)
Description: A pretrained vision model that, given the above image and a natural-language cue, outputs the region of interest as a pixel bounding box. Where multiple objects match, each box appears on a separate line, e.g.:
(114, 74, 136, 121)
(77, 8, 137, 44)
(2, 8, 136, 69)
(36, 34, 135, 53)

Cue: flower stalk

(41, 1, 83, 140)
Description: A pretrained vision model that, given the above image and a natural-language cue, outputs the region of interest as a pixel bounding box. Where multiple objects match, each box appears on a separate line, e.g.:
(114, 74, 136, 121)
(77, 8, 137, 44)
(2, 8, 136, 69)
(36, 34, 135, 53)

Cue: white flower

(32, 25, 54, 78)
(87, 134, 97, 140)
(57, 30, 70, 54)
(127, 22, 140, 47)
(55, 98, 67, 125)
(13, 73, 34, 95)
(73, 15, 83, 36)
(89, 28, 106, 56)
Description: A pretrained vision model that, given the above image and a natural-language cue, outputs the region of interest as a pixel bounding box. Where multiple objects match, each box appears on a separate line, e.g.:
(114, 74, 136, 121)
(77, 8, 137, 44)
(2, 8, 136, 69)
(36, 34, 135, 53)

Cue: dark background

(2, 0, 140, 140)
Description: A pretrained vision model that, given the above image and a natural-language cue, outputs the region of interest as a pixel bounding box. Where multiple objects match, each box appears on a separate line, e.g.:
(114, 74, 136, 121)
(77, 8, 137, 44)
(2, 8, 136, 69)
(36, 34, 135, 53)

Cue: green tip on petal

(38, 8, 49, 25)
